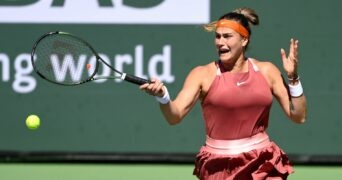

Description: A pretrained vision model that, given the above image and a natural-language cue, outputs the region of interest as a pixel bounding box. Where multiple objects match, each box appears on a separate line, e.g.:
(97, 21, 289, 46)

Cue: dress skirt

(193, 132, 293, 180)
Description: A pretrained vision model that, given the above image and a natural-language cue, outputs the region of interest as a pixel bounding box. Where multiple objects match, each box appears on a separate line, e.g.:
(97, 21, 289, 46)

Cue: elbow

(167, 117, 182, 126)
(162, 110, 184, 126)
(291, 114, 307, 124)
(288, 108, 307, 124)
(294, 118, 306, 124)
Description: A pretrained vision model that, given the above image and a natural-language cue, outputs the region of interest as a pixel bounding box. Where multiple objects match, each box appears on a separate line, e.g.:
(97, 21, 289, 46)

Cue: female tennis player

(140, 7, 307, 179)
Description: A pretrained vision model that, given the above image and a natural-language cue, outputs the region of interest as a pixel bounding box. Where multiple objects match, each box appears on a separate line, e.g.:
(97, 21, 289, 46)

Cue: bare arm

(269, 65, 307, 123)
(140, 66, 205, 125)
(271, 38, 307, 123)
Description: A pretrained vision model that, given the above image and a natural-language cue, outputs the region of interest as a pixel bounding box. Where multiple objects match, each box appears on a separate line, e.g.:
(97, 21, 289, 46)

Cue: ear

(241, 38, 249, 47)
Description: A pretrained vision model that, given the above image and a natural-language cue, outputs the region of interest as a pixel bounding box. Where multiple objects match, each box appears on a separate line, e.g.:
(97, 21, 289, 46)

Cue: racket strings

(33, 34, 97, 84)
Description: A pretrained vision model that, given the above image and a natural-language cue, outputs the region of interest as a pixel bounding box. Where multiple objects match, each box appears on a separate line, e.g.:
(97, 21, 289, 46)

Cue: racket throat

(121, 73, 127, 80)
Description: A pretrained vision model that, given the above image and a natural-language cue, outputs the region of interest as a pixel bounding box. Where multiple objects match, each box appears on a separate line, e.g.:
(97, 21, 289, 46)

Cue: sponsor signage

(0, 0, 210, 24)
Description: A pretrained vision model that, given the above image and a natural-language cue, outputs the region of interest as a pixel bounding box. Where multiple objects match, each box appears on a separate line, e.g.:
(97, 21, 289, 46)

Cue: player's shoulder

(184, 61, 217, 85)
(250, 58, 280, 73)
(190, 61, 216, 75)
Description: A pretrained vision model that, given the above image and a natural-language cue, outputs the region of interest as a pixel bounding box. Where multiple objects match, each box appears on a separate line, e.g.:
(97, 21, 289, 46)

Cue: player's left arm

(270, 38, 307, 123)
(269, 64, 307, 124)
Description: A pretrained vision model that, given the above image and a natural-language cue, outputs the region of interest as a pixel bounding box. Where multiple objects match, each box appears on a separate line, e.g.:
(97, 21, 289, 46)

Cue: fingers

(281, 38, 299, 62)
(139, 78, 165, 97)
(290, 38, 299, 65)
(280, 48, 286, 62)
(289, 38, 294, 56)
(293, 39, 299, 59)
(289, 38, 299, 55)
(280, 38, 299, 76)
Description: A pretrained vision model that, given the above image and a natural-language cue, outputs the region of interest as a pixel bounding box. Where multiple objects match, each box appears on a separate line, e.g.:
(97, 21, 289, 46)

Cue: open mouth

(219, 48, 230, 55)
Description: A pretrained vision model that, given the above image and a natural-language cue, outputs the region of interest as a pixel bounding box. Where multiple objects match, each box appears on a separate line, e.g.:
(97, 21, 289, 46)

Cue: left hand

(280, 38, 299, 78)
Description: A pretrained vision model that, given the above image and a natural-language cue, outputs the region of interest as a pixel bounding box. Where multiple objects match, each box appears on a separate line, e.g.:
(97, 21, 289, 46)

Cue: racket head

(31, 31, 100, 86)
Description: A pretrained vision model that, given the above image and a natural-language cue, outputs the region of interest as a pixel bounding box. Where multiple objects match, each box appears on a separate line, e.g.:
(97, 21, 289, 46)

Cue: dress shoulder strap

(215, 60, 222, 75)
(248, 58, 259, 72)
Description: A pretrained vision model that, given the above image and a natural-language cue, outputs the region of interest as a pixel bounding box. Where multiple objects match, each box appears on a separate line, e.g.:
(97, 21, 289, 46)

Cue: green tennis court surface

(0, 163, 341, 180)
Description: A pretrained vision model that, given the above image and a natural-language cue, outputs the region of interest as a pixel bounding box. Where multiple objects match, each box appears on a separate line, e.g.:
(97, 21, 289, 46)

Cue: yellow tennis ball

(26, 115, 40, 130)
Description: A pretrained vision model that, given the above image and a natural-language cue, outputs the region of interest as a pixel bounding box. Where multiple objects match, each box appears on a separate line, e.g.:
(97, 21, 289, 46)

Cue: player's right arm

(140, 66, 205, 125)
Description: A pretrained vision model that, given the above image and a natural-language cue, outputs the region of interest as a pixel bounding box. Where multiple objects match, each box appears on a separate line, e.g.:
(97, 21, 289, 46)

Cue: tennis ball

(26, 115, 40, 130)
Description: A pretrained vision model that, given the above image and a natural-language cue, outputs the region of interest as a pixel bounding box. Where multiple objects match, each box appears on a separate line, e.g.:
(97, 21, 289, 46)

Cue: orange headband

(216, 19, 249, 38)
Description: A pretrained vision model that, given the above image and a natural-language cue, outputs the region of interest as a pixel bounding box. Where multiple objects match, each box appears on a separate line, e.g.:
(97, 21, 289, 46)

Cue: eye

(223, 34, 232, 39)
(215, 33, 232, 40)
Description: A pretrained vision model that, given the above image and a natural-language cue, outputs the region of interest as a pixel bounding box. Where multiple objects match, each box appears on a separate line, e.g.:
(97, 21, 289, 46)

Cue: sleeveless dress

(193, 59, 293, 180)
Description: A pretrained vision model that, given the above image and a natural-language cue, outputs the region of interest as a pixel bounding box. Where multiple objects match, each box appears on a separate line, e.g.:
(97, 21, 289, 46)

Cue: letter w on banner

(0, 0, 210, 24)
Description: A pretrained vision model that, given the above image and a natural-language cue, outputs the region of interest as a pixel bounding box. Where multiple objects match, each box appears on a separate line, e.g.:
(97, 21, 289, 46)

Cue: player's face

(215, 27, 247, 62)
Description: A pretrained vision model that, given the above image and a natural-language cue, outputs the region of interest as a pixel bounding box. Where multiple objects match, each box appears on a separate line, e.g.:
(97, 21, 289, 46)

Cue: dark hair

(204, 7, 259, 38)
(220, 8, 259, 37)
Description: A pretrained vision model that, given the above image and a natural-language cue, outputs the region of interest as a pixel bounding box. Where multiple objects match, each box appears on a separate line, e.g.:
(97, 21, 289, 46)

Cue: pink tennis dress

(193, 59, 293, 180)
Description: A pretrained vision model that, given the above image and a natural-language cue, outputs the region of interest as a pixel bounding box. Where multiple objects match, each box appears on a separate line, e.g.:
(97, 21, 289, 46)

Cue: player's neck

(220, 56, 248, 73)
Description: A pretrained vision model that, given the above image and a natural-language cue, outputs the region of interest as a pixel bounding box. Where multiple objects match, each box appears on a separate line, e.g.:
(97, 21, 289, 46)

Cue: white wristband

(155, 87, 170, 104)
(289, 81, 304, 97)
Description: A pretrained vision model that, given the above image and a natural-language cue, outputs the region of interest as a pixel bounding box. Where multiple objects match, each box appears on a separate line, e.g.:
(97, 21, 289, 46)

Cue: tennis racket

(31, 31, 150, 86)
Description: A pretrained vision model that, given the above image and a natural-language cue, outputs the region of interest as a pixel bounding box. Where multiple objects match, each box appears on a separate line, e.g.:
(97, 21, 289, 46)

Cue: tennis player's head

(204, 7, 259, 50)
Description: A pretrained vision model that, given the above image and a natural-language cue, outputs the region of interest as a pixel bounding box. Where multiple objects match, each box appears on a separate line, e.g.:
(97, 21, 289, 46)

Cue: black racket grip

(124, 73, 150, 85)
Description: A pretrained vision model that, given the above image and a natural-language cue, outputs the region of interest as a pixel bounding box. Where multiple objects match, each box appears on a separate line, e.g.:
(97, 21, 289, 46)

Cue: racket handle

(123, 73, 150, 85)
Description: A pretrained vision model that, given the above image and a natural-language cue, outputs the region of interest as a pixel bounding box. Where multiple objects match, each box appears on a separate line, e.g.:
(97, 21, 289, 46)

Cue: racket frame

(31, 31, 149, 86)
